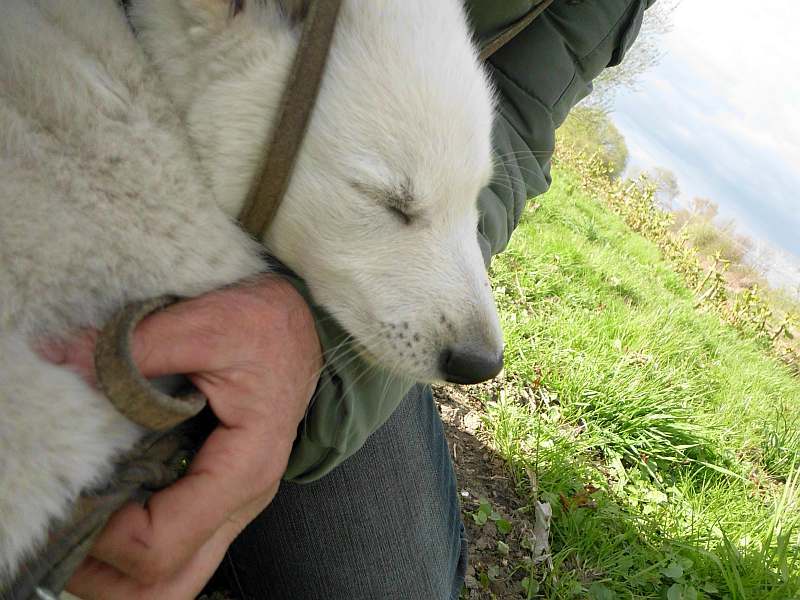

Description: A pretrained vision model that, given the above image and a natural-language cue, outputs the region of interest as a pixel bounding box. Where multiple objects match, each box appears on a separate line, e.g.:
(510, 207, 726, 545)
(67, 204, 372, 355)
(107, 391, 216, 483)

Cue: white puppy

(0, 0, 502, 585)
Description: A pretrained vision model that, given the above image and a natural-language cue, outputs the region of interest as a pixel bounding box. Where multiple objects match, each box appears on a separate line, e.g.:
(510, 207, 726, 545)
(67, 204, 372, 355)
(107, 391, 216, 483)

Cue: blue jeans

(216, 385, 467, 599)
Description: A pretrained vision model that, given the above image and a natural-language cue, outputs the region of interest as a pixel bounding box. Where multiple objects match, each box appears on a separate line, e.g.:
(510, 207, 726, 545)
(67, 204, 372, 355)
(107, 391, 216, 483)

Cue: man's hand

(40, 276, 322, 599)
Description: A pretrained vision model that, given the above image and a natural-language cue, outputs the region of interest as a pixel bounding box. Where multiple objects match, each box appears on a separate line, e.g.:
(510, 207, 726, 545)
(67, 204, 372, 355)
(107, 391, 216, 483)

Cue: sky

(607, 0, 800, 290)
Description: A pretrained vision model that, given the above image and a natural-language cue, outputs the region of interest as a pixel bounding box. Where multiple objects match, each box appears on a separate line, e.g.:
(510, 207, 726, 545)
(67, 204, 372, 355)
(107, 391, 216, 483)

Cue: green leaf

(567, 580, 583, 595)
(479, 572, 490, 589)
(522, 577, 539, 598)
(617, 556, 634, 573)
(696, 460, 749, 482)
(645, 489, 668, 504)
(521, 577, 539, 596)
(520, 536, 535, 550)
(667, 583, 683, 600)
(489, 510, 502, 521)
(496, 519, 512, 534)
(496, 540, 510, 555)
(588, 582, 616, 600)
(472, 511, 488, 525)
(661, 562, 684, 580)
(541, 491, 559, 505)
(487, 565, 500, 580)
(701, 581, 719, 594)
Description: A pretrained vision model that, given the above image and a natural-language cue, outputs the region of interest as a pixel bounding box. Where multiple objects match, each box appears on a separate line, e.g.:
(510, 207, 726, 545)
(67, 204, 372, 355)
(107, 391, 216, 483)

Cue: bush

(682, 221, 748, 264)
(556, 107, 629, 179)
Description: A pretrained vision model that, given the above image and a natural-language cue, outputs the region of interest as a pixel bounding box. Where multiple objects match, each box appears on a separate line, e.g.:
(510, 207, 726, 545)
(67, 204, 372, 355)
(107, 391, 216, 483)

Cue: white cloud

(606, 0, 800, 279)
(667, 0, 800, 167)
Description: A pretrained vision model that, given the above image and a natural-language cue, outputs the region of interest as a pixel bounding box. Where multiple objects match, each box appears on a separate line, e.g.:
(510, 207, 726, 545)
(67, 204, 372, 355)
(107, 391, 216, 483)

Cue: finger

(40, 278, 274, 379)
(39, 276, 315, 389)
(66, 492, 267, 600)
(35, 300, 220, 387)
(129, 276, 303, 380)
(128, 298, 235, 380)
(33, 299, 214, 383)
(88, 420, 288, 583)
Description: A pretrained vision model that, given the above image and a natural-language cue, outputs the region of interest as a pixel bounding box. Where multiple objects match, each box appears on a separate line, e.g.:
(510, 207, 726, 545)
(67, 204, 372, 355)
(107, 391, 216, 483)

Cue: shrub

(556, 107, 629, 179)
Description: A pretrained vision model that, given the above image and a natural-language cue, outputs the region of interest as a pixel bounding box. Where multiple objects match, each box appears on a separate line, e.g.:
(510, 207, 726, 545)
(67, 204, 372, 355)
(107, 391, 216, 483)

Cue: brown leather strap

(479, 0, 555, 61)
(238, 0, 343, 239)
(94, 297, 206, 431)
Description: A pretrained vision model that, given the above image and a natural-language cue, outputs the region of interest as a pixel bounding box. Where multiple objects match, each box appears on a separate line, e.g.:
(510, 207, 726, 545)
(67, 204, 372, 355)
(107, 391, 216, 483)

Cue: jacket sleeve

(284, 0, 653, 482)
(477, 0, 654, 261)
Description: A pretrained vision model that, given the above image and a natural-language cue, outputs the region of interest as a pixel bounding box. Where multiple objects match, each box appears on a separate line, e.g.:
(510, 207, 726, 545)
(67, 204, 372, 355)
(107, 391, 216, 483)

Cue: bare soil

(434, 384, 543, 599)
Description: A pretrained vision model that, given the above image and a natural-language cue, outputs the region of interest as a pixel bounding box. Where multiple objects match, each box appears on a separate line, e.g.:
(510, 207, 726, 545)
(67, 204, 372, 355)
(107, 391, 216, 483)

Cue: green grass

(480, 164, 800, 599)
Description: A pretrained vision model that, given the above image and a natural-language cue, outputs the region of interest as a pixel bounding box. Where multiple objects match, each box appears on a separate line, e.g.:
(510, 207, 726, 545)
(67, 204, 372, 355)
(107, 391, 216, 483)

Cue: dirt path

(435, 384, 546, 599)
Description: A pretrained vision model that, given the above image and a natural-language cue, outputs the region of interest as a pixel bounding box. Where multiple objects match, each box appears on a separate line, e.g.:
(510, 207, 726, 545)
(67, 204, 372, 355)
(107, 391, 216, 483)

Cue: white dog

(0, 0, 502, 585)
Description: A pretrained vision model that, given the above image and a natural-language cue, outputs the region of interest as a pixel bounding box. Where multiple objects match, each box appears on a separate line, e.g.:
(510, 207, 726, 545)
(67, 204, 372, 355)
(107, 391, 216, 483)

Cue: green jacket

(284, 0, 654, 482)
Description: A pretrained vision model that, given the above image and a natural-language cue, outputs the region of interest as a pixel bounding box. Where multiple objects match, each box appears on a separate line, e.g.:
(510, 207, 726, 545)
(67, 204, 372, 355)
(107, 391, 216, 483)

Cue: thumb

(128, 298, 232, 380)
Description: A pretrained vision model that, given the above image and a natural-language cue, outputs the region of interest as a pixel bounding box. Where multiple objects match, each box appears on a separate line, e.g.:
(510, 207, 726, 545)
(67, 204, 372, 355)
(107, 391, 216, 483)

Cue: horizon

(607, 0, 800, 292)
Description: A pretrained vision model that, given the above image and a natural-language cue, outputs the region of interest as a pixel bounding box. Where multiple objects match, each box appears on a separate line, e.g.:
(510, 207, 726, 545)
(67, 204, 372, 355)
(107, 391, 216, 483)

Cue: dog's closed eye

(351, 180, 417, 226)
(386, 204, 412, 225)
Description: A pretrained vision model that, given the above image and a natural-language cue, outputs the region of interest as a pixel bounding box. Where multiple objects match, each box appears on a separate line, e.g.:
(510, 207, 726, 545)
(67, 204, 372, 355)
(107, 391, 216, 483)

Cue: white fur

(0, 0, 501, 585)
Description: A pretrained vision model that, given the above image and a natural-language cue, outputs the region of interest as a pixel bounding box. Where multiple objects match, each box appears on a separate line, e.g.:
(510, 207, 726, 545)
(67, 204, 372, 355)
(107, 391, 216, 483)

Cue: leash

(3, 2, 341, 598)
(239, 0, 343, 241)
(6, 433, 193, 600)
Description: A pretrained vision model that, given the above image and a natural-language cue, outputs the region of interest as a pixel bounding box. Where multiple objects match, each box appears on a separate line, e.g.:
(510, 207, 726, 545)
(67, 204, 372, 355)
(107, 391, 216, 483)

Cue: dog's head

(131, 0, 503, 383)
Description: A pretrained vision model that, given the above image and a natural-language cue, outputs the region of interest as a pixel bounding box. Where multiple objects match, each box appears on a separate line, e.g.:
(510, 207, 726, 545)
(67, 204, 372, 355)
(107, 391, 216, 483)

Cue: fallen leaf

(475, 535, 492, 550)
(532, 500, 553, 570)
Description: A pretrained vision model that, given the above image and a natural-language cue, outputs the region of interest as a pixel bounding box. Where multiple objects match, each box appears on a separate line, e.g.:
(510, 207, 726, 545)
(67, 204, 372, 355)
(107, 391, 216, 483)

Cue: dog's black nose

(441, 346, 504, 385)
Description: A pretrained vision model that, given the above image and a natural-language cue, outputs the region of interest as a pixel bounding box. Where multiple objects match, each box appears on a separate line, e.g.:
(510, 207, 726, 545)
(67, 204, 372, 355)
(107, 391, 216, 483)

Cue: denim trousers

(213, 384, 467, 599)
